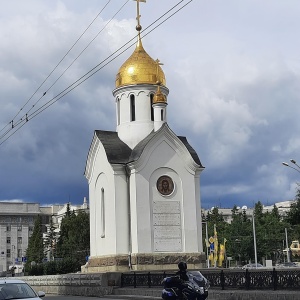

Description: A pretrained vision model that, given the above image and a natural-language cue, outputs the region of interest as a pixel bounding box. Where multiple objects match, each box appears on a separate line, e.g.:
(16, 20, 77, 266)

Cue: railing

(121, 268, 300, 290)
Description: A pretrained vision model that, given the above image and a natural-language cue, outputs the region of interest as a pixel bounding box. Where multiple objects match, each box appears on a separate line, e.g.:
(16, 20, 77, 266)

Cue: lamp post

(252, 213, 258, 268)
(282, 158, 299, 263)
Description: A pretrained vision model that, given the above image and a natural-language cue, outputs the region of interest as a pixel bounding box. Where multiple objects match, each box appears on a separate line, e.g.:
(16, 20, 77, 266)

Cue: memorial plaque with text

(153, 213, 180, 225)
(153, 201, 180, 214)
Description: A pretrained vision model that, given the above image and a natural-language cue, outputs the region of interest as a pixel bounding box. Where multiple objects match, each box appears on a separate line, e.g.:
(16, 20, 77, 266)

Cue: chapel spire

(113, 0, 169, 148)
(115, 0, 166, 88)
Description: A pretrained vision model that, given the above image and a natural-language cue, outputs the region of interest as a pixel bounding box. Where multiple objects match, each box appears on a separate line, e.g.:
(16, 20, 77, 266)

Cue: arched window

(130, 94, 136, 121)
(161, 109, 164, 121)
(100, 188, 105, 238)
(117, 97, 120, 125)
(150, 94, 154, 121)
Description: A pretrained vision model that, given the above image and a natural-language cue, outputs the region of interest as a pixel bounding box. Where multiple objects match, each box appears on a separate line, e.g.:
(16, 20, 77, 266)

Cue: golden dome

(115, 38, 166, 88)
(153, 85, 167, 104)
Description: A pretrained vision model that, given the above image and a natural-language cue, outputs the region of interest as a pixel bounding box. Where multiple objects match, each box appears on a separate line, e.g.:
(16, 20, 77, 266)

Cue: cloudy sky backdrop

(1, 0, 300, 209)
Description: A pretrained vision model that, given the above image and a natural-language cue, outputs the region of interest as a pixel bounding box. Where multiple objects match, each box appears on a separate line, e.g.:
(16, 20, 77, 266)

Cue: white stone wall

(88, 141, 130, 257)
(128, 126, 204, 255)
(113, 84, 169, 149)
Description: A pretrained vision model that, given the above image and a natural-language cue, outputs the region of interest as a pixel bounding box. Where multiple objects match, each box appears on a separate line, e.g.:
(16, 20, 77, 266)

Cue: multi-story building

(0, 198, 88, 273)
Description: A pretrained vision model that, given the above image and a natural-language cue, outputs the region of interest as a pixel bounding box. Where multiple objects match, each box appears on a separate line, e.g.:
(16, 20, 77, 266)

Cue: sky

(1, 0, 300, 210)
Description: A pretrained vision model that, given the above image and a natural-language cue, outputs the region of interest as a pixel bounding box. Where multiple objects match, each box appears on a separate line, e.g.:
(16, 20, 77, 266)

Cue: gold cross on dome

(134, 0, 146, 28)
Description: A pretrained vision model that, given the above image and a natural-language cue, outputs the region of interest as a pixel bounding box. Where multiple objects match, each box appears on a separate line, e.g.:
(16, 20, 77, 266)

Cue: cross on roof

(134, 0, 146, 27)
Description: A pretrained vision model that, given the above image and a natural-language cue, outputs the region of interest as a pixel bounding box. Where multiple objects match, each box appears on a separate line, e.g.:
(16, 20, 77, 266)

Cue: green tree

(224, 206, 252, 265)
(285, 187, 300, 252)
(253, 202, 286, 262)
(56, 208, 90, 269)
(26, 215, 44, 265)
(287, 188, 300, 226)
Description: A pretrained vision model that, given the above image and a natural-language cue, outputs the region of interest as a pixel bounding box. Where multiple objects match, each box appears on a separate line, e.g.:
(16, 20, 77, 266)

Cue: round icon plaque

(156, 175, 174, 196)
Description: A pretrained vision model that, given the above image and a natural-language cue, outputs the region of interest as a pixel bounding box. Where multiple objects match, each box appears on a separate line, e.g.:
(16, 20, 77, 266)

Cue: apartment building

(0, 199, 88, 273)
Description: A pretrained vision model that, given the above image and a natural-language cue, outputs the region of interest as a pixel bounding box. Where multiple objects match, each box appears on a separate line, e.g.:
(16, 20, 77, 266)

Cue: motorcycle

(162, 271, 209, 300)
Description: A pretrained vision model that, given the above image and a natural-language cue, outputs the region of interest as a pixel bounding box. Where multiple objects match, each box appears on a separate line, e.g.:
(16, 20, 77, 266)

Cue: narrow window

(6, 225, 11, 232)
(161, 109, 164, 121)
(6, 249, 11, 258)
(17, 225, 22, 231)
(7, 237, 11, 244)
(150, 94, 154, 121)
(100, 188, 105, 238)
(117, 97, 120, 125)
(18, 249, 22, 258)
(130, 94, 136, 121)
(17, 237, 22, 244)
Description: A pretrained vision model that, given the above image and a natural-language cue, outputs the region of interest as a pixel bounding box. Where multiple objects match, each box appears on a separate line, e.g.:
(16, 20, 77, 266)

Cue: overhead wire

(24, 0, 130, 119)
(0, 0, 113, 135)
(0, 0, 193, 147)
(0, 0, 190, 146)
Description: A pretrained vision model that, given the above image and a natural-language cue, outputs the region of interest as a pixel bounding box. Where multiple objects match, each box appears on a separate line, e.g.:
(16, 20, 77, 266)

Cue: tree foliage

(56, 205, 90, 267)
(203, 199, 299, 266)
(25, 203, 90, 275)
(26, 215, 44, 265)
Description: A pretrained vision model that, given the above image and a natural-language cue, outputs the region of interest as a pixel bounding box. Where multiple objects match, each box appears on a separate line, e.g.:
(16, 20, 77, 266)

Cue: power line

(0, 0, 193, 146)
(0, 0, 113, 135)
(23, 0, 130, 120)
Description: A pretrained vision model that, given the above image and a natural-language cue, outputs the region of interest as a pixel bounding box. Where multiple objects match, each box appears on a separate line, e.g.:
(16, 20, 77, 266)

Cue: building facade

(0, 199, 88, 273)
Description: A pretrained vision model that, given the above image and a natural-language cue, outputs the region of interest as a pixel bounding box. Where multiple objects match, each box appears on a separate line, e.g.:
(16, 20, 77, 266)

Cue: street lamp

(282, 159, 300, 174)
(282, 158, 299, 263)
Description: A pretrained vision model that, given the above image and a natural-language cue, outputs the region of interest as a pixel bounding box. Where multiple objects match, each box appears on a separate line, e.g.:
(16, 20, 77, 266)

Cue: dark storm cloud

(1, 0, 300, 209)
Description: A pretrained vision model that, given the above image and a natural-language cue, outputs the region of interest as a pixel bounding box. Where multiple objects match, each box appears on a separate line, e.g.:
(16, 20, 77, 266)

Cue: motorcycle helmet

(178, 261, 187, 271)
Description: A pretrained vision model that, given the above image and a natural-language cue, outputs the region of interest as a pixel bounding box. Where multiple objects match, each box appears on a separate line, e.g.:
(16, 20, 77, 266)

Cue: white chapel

(83, 1, 205, 272)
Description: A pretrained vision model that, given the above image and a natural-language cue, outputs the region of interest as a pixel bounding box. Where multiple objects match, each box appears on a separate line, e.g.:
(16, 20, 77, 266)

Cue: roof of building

(95, 125, 202, 167)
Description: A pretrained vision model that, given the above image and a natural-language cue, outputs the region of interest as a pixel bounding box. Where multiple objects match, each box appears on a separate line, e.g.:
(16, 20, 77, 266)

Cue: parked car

(242, 263, 264, 269)
(0, 279, 45, 300)
(276, 262, 298, 268)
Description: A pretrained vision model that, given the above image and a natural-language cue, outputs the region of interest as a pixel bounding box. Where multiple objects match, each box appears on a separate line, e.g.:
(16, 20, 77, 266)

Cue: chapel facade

(84, 1, 205, 272)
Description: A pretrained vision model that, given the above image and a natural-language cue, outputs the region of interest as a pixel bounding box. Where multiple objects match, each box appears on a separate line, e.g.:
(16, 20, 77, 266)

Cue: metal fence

(121, 268, 300, 290)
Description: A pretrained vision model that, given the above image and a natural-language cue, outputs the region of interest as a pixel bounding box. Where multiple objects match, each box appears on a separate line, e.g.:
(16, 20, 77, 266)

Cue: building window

(6, 249, 10, 258)
(17, 225, 22, 231)
(17, 237, 22, 244)
(130, 94, 136, 121)
(29, 226, 33, 232)
(18, 249, 22, 258)
(161, 109, 164, 121)
(150, 94, 154, 121)
(117, 97, 120, 125)
(100, 188, 105, 238)
(6, 225, 11, 232)
(7, 237, 11, 244)
(6, 217, 11, 222)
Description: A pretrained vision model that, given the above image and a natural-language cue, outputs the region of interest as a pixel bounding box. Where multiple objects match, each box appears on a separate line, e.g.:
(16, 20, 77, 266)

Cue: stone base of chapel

(81, 252, 206, 273)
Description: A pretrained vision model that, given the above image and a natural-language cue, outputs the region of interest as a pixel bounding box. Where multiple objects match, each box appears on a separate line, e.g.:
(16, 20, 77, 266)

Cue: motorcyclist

(176, 261, 189, 281)
(175, 262, 189, 299)
(175, 262, 208, 300)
